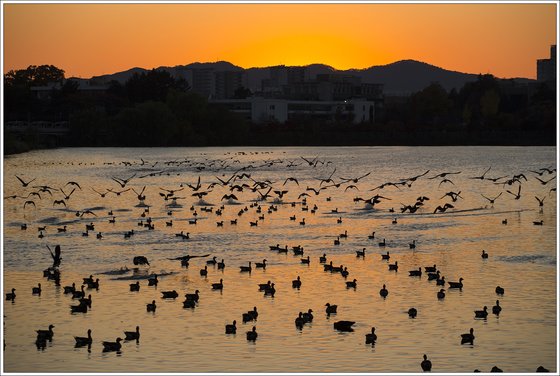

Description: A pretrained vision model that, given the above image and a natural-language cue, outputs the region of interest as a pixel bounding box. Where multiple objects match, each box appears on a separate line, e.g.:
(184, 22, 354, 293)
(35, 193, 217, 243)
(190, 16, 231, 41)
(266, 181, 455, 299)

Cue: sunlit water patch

(3, 146, 556, 373)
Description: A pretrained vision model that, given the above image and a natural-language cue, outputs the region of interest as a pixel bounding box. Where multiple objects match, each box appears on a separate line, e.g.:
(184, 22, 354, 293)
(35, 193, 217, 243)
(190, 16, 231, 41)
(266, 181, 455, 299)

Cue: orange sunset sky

(2, 2, 558, 79)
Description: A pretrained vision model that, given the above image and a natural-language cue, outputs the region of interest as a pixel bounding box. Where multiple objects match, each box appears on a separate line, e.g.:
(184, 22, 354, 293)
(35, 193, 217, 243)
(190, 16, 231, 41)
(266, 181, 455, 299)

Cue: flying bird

(111, 174, 136, 188)
(60, 188, 76, 200)
(506, 185, 522, 200)
(53, 200, 66, 207)
(65, 181, 82, 190)
(23, 200, 36, 209)
(481, 192, 502, 204)
(470, 167, 491, 180)
(283, 177, 299, 186)
(91, 187, 108, 198)
(535, 176, 556, 186)
(132, 186, 147, 201)
(340, 172, 371, 184)
(429, 171, 461, 179)
(16, 175, 36, 187)
(107, 188, 131, 196)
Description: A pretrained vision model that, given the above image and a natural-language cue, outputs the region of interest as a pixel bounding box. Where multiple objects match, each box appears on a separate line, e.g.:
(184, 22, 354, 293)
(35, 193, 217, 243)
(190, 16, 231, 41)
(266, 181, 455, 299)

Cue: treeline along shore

(4, 65, 556, 154)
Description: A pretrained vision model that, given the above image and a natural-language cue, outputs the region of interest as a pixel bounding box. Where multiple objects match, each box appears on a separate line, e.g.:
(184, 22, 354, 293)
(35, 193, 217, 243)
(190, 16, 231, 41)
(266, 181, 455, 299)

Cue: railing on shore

(5, 121, 70, 135)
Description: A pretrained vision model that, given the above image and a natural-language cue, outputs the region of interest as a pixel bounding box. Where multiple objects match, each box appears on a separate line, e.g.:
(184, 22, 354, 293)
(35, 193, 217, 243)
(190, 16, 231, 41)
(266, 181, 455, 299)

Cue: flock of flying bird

(4, 153, 556, 372)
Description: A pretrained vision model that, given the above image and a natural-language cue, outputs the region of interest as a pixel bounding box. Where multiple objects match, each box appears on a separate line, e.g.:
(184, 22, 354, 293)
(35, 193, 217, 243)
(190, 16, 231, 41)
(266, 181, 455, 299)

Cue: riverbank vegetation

(4, 65, 556, 154)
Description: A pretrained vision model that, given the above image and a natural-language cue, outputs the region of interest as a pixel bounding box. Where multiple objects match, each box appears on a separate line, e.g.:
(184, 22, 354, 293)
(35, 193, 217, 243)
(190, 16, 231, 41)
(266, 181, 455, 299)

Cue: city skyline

(3, 2, 557, 80)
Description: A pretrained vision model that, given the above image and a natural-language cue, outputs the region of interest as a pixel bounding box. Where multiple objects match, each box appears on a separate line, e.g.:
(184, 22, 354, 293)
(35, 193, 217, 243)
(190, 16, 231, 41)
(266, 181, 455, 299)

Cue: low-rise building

(211, 97, 376, 125)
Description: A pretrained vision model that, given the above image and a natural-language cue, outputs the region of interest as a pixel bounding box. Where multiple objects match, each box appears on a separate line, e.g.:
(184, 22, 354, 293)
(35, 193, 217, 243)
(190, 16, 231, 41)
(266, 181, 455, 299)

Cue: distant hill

(346, 59, 480, 95)
(88, 59, 534, 95)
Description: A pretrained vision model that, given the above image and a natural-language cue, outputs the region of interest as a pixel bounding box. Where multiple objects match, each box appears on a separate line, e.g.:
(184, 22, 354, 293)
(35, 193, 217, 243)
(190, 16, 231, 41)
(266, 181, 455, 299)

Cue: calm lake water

(2, 146, 557, 373)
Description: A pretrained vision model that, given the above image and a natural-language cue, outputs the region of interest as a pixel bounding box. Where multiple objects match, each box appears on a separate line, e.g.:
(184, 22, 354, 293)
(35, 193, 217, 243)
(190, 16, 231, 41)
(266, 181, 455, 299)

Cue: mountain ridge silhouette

(87, 59, 534, 95)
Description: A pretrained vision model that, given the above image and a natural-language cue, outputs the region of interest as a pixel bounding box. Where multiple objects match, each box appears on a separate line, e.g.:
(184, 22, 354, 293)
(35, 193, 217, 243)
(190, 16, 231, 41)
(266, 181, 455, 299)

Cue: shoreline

(4, 129, 556, 156)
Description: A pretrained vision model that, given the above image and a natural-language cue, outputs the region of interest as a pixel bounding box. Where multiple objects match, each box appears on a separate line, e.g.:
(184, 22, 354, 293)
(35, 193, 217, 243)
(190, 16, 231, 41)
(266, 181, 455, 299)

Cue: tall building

(215, 71, 243, 99)
(191, 68, 215, 98)
(287, 67, 305, 85)
(537, 45, 556, 83)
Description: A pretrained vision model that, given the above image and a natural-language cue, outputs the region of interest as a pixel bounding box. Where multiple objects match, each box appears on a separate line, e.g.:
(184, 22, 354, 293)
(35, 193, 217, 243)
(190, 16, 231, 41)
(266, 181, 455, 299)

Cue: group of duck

(4, 156, 556, 372)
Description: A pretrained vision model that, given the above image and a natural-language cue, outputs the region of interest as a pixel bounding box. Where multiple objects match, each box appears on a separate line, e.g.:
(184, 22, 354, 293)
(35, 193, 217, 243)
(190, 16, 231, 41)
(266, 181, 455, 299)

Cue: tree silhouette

(125, 69, 189, 103)
(5, 65, 65, 88)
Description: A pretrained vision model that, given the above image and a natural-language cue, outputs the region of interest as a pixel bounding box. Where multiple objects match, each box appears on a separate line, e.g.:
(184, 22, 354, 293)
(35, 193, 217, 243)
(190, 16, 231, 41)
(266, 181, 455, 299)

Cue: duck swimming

(102, 337, 123, 352)
(74, 329, 92, 347)
(334, 320, 355, 332)
(492, 300, 502, 315)
(474, 306, 488, 319)
(379, 284, 389, 298)
(124, 326, 140, 341)
(325, 303, 337, 315)
(365, 327, 377, 344)
(146, 300, 157, 312)
(246, 326, 258, 341)
(421, 354, 432, 372)
(448, 278, 463, 289)
(461, 328, 475, 344)
(225, 320, 237, 334)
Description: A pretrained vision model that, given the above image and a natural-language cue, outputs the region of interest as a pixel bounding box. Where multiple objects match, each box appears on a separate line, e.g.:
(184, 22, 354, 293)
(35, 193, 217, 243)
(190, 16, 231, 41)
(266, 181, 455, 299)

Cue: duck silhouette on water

(492, 300, 502, 315)
(379, 284, 389, 298)
(225, 320, 237, 334)
(148, 274, 158, 286)
(246, 326, 258, 341)
(185, 290, 200, 302)
(72, 285, 85, 299)
(334, 320, 355, 332)
(200, 265, 208, 276)
(79, 294, 92, 308)
(448, 278, 463, 289)
(32, 283, 42, 295)
(124, 326, 140, 341)
(409, 267, 422, 277)
(258, 281, 271, 291)
(263, 283, 276, 297)
(74, 329, 92, 347)
(365, 327, 377, 344)
(161, 290, 178, 299)
(6, 288, 16, 301)
(346, 279, 357, 288)
(146, 300, 157, 312)
(295, 312, 305, 329)
(36, 325, 55, 341)
(325, 303, 337, 315)
(212, 279, 224, 290)
(421, 354, 432, 372)
(302, 309, 313, 323)
(461, 328, 475, 344)
(129, 281, 140, 292)
(243, 307, 258, 322)
(474, 306, 488, 319)
(102, 337, 122, 352)
(70, 301, 88, 313)
(240, 262, 252, 273)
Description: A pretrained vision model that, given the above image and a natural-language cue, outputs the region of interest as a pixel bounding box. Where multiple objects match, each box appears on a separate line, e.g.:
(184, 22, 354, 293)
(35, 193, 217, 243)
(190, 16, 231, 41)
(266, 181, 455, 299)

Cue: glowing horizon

(3, 2, 557, 79)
